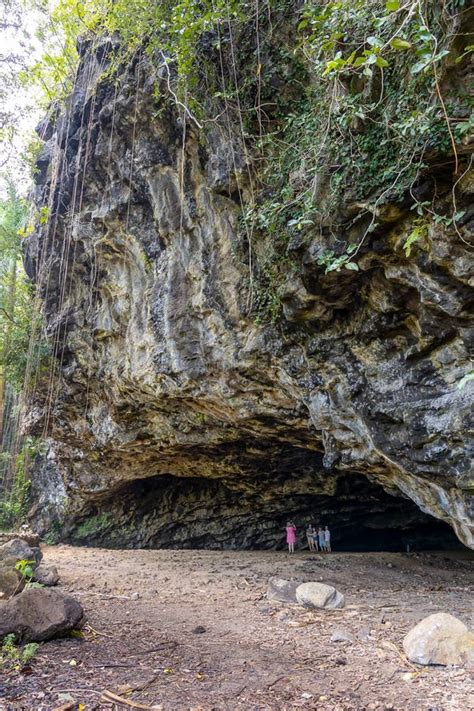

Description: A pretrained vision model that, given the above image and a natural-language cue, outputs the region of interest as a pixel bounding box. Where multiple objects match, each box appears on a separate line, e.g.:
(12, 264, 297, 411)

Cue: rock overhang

(25, 36, 473, 549)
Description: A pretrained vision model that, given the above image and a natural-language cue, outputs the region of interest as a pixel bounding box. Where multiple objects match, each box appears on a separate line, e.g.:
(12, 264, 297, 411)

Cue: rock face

(0, 588, 84, 642)
(403, 613, 474, 668)
(25, 34, 473, 549)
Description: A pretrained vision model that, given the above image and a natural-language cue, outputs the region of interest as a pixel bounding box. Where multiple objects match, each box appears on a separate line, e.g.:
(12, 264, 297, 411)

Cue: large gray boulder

(0, 588, 84, 642)
(0, 539, 42, 567)
(267, 577, 299, 603)
(403, 613, 474, 668)
(295, 582, 345, 610)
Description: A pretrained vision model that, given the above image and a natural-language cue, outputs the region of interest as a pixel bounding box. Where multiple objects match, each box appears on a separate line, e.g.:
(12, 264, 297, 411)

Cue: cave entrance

(71, 471, 465, 552)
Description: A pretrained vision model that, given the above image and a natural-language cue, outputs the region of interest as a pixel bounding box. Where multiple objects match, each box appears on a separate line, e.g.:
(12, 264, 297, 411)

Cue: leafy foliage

(15, 558, 35, 581)
(0, 633, 39, 672)
(0, 437, 44, 530)
(0, 181, 34, 390)
(75, 512, 113, 539)
(20, 0, 474, 329)
(0, 180, 48, 529)
(403, 219, 429, 257)
(15, 557, 44, 588)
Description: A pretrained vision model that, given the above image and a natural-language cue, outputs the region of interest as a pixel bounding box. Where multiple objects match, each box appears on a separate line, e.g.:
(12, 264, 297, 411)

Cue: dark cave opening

(70, 470, 465, 552)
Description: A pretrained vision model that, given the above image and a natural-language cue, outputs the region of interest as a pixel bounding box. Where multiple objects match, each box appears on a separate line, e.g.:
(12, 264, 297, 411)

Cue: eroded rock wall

(26, 38, 473, 548)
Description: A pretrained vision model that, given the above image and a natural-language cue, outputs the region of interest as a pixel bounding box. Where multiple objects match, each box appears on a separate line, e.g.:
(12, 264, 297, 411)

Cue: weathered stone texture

(25, 41, 473, 549)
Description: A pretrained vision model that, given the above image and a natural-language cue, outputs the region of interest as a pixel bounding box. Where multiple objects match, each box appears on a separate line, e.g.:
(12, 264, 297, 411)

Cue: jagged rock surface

(25, 39, 473, 549)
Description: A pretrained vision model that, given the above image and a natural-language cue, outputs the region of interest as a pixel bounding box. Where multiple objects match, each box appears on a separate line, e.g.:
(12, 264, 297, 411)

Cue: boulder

(403, 613, 474, 668)
(295, 582, 345, 610)
(267, 577, 299, 603)
(0, 588, 84, 642)
(0, 539, 42, 567)
(33, 564, 59, 587)
(0, 567, 22, 600)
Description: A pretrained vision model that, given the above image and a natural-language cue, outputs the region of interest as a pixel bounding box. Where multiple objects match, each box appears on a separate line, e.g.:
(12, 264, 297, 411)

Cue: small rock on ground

(331, 627, 354, 643)
(296, 582, 345, 610)
(33, 564, 59, 587)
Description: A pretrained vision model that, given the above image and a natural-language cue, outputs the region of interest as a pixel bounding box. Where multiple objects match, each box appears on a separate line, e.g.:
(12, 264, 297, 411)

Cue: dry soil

(1, 546, 473, 711)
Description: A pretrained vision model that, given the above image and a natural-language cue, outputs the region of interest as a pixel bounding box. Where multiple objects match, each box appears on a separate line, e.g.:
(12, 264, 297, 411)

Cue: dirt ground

(0, 546, 473, 711)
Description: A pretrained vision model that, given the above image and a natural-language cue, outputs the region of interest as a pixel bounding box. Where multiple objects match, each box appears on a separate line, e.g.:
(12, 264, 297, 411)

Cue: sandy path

(1, 546, 473, 710)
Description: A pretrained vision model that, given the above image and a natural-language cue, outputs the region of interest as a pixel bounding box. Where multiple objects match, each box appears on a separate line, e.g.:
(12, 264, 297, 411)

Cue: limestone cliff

(25, 29, 473, 549)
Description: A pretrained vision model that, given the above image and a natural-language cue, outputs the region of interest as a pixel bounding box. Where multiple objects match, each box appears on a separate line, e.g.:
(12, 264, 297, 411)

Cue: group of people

(285, 522, 331, 553)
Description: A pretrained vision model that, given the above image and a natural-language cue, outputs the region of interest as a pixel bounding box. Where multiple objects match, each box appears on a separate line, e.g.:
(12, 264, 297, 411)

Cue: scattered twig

(89, 662, 135, 668)
(100, 689, 161, 710)
(50, 688, 102, 695)
(126, 641, 178, 657)
(125, 674, 161, 693)
(83, 623, 116, 639)
(381, 640, 421, 673)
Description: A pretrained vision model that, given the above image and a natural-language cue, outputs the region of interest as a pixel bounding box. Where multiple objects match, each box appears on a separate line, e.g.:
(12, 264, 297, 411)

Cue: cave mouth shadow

(71, 470, 466, 553)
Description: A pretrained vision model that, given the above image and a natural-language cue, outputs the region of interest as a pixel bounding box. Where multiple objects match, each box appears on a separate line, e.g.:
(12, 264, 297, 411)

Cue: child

(306, 523, 315, 552)
(286, 521, 297, 553)
(324, 525, 331, 553)
(313, 525, 319, 552)
(318, 527, 325, 552)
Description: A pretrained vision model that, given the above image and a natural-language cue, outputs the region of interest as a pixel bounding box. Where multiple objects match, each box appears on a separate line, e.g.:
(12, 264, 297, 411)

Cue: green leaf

(375, 56, 389, 68)
(367, 36, 382, 47)
(390, 38, 412, 50)
(417, 29, 433, 42)
(385, 0, 400, 11)
(411, 61, 428, 74)
(344, 261, 359, 271)
(403, 223, 427, 256)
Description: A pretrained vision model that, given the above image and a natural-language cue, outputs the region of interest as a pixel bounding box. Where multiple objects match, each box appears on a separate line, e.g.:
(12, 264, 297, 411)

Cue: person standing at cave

(306, 523, 316, 552)
(324, 525, 331, 553)
(286, 521, 297, 553)
(318, 526, 326, 552)
(313, 526, 320, 552)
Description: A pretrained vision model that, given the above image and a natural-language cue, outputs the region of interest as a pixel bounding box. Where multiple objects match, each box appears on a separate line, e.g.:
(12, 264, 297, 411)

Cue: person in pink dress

(286, 521, 297, 553)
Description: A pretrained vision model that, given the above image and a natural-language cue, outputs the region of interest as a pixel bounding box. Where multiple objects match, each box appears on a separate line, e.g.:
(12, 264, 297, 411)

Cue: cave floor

(2, 546, 473, 711)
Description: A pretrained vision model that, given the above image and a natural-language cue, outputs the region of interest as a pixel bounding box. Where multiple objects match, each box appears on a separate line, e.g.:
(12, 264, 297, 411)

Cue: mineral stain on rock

(25, 34, 473, 550)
